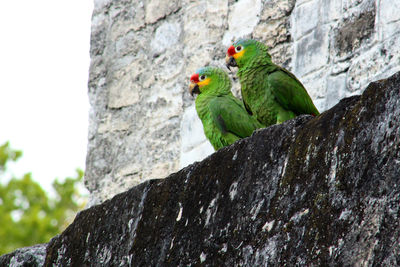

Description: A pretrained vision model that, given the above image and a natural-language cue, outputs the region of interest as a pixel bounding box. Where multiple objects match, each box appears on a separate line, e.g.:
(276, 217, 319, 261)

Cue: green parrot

(189, 66, 265, 151)
(225, 39, 320, 126)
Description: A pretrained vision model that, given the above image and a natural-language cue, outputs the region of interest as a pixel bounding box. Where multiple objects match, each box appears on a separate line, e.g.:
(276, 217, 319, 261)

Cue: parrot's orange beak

(189, 82, 200, 96)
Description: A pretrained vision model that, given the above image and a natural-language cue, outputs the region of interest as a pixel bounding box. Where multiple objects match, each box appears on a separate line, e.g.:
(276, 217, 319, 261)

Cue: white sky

(0, 1, 94, 192)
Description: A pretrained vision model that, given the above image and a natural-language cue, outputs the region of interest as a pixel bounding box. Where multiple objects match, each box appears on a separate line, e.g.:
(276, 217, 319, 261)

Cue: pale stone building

(87, 0, 400, 204)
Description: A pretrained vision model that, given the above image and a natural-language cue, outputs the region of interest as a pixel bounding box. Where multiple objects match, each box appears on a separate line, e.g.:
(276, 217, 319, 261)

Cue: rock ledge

(2, 72, 400, 266)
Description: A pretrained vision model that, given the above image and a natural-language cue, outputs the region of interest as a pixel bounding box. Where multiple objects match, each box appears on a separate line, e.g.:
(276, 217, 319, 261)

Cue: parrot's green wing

(208, 96, 264, 139)
(267, 66, 320, 116)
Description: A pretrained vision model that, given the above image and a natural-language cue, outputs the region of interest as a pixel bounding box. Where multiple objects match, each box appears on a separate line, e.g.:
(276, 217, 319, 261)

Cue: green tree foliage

(0, 142, 86, 255)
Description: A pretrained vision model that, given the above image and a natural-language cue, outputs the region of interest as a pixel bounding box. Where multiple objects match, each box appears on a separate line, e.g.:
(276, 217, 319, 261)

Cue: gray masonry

(87, 0, 400, 204)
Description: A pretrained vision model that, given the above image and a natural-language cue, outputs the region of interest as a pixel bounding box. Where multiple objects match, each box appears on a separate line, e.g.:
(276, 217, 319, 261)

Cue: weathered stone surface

(86, 1, 186, 204)
(289, 0, 400, 114)
(292, 0, 320, 39)
(378, 0, 400, 40)
(151, 21, 181, 56)
(0, 244, 46, 267)
(319, 0, 342, 24)
(145, 0, 181, 24)
(2, 72, 395, 266)
(260, 0, 295, 21)
(325, 74, 347, 109)
(293, 25, 330, 76)
(334, 9, 376, 55)
(179, 105, 214, 168)
(346, 35, 400, 93)
(222, 0, 262, 46)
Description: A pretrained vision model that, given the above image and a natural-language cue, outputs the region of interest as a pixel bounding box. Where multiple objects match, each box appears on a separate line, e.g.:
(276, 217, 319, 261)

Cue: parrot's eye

(235, 46, 242, 53)
(199, 75, 206, 81)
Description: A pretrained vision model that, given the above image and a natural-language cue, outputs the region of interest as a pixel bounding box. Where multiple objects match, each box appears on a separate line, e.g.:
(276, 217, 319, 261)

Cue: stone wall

(86, 0, 400, 203)
(3, 71, 398, 266)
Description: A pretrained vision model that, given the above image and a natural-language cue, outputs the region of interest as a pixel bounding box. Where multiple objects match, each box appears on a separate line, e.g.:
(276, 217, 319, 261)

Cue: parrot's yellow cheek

(233, 49, 245, 59)
(198, 77, 211, 87)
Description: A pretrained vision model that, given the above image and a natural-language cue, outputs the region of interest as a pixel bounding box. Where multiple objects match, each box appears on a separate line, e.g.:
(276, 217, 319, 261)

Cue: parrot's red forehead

(227, 45, 236, 56)
(190, 73, 199, 83)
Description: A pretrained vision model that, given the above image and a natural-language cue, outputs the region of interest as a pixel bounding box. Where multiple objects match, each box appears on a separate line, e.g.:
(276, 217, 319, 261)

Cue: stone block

(300, 68, 328, 100)
(347, 36, 400, 93)
(97, 114, 130, 134)
(180, 105, 209, 153)
(180, 140, 214, 168)
(182, 3, 210, 48)
(222, 0, 262, 46)
(93, 0, 112, 13)
(90, 20, 108, 57)
(145, 0, 181, 24)
(146, 161, 179, 179)
(380, 20, 400, 41)
(260, 0, 295, 20)
(320, 0, 342, 23)
(206, 0, 228, 28)
(184, 49, 213, 78)
(294, 25, 330, 76)
(380, 0, 400, 23)
(153, 51, 185, 83)
(269, 42, 292, 67)
(151, 21, 182, 56)
(342, 0, 373, 11)
(291, 0, 320, 41)
(313, 98, 325, 113)
(109, 1, 145, 38)
(331, 61, 351, 75)
(325, 74, 347, 110)
(253, 19, 288, 47)
(115, 31, 148, 57)
(334, 7, 376, 56)
(107, 60, 142, 108)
